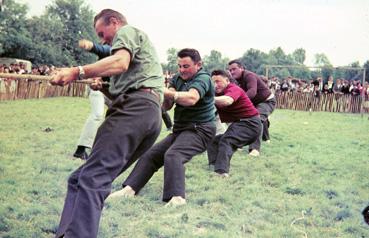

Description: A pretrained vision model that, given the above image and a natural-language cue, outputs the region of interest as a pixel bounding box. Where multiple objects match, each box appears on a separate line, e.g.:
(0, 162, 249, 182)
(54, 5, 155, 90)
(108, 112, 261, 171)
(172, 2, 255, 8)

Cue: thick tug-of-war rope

(0, 73, 109, 85)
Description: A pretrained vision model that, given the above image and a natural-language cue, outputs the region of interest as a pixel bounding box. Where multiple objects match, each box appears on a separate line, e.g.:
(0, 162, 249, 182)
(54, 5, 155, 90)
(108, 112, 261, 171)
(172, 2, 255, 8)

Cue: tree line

(1, 0, 368, 82)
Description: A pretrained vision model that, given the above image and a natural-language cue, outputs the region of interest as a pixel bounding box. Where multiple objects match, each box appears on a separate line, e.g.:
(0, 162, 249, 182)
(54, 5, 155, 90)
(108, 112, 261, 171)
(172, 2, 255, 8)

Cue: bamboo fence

(275, 91, 369, 114)
(0, 78, 87, 100)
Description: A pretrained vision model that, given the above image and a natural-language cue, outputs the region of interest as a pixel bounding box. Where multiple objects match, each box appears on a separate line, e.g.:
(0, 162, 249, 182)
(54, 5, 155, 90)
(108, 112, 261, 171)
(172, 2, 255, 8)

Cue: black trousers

(55, 90, 162, 238)
(207, 116, 262, 173)
(249, 97, 276, 151)
(262, 119, 270, 141)
(123, 121, 216, 202)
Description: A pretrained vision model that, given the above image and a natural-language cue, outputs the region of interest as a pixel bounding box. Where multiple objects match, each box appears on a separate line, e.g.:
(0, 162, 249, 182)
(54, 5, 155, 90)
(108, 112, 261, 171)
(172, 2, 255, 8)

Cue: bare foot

(108, 185, 135, 199)
(165, 196, 186, 207)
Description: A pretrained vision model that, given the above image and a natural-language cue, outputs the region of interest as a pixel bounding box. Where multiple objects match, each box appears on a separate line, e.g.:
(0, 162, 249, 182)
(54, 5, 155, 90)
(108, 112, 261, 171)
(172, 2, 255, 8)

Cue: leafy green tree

(310, 70, 322, 80)
(344, 61, 363, 81)
(269, 47, 294, 66)
(0, 0, 33, 58)
(0, 0, 97, 67)
(24, 16, 69, 65)
(240, 48, 268, 75)
(162, 47, 178, 74)
(266, 47, 296, 78)
(290, 66, 311, 80)
(312, 53, 332, 81)
(203, 50, 228, 74)
(292, 48, 306, 65)
(321, 67, 334, 82)
(333, 68, 346, 81)
(45, 0, 97, 66)
(314, 53, 331, 67)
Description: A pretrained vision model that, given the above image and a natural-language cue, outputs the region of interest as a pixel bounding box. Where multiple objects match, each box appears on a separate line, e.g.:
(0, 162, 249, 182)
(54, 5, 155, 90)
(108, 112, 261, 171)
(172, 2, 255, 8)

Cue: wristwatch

(78, 66, 85, 80)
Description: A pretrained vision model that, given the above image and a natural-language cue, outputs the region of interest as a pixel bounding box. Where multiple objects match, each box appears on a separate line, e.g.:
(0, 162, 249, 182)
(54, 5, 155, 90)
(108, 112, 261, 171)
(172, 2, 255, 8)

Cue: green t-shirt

(109, 25, 164, 101)
(170, 68, 216, 123)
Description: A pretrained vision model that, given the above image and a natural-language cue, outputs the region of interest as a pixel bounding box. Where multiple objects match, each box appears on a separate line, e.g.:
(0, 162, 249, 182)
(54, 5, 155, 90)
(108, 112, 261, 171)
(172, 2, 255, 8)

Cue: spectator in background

(341, 80, 350, 94)
(303, 84, 312, 93)
(351, 81, 362, 96)
(31, 66, 40, 75)
(288, 76, 296, 92)
(269, 76, 280, 94)
(313, 84, 321, 98)
(321, 84, 331, 94)
(312, 76, 323, 91)
(327, 75, 334, 91)
(38, 65, 46, 75)
(333, 78, 343, 94)
(362, 82, 369, 97)
(18, 63, 26, 74)
(280, 78, 290, 92)
(73, 39, 112, 160)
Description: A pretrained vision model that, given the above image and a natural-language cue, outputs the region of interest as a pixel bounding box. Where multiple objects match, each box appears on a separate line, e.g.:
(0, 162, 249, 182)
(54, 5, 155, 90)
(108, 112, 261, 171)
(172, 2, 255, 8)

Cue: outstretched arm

(51, 49, 131, 86)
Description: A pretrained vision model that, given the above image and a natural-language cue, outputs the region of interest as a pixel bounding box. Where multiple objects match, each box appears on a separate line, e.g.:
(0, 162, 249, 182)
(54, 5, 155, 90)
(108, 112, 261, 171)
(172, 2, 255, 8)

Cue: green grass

(0, 97, 368, 238)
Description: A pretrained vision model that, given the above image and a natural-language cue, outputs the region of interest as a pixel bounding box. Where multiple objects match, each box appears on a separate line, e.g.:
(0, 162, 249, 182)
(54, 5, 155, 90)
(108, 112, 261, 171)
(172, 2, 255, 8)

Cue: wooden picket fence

(1, 79, 369, 114)
(276, 92, 369, 114)
(0, 79, 87, 100)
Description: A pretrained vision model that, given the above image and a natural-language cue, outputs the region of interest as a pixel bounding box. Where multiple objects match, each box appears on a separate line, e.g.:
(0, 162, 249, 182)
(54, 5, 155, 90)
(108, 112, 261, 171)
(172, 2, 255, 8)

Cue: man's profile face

(95, 18, 117, 46)
(212, 75, 229, 94)
(177, 57, 201, 80)
(228, 63, 243, 80)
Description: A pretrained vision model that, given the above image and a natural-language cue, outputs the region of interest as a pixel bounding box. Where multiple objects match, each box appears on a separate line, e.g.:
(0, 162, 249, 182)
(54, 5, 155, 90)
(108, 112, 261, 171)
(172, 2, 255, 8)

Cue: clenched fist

(78, 39, 94, 51)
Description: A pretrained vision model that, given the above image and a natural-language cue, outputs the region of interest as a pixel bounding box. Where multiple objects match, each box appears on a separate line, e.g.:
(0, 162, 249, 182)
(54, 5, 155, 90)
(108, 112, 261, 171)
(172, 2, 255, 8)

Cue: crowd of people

(0, 63, 55, 76)
(266, 75, 369, 97)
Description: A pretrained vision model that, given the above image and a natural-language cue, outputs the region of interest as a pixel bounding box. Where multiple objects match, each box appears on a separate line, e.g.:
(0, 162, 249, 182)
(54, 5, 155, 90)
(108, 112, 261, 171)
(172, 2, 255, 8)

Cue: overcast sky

(20, 0, 369, 66)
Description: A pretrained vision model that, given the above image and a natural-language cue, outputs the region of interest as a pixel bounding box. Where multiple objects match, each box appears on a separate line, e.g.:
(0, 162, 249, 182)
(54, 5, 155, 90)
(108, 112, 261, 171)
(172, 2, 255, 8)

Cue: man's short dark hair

(228, 59, 245, 69)
(177, 48, 202, 63)
(211, 69, 231, 81)
(94, 9, 127, 27)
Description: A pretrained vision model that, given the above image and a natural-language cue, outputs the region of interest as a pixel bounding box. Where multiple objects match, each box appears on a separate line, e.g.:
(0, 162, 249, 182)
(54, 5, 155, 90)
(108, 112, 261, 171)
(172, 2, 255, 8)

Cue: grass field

(0, 97, 368, 238)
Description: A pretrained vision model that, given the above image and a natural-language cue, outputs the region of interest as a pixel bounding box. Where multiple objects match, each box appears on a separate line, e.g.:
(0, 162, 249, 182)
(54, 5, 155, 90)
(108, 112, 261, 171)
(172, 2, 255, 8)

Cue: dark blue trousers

(249, 97, 276, 151)
(55, 90, 162, 238)
(208, 116, 262, 173)
(123, 121, 216, 202)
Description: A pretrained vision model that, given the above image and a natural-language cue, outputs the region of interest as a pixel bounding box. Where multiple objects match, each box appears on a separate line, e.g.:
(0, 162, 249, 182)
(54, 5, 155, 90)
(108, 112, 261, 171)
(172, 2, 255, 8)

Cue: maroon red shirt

(236, 70, 271, 105)
(216, 83, 259, 123)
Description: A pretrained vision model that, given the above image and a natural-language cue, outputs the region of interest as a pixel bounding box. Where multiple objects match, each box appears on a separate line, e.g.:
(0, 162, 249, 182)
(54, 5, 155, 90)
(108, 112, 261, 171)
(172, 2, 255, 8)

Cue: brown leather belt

(138, 87, 160, 101)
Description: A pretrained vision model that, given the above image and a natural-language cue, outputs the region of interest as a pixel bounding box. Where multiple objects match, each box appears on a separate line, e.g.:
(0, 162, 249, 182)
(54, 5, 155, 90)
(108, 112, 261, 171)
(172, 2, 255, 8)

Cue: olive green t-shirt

(109, 25, 164, 101)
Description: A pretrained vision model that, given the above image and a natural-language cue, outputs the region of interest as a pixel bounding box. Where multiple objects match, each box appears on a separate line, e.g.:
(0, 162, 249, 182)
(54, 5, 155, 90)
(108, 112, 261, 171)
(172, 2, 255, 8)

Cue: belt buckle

(140, 87, 159, 101)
